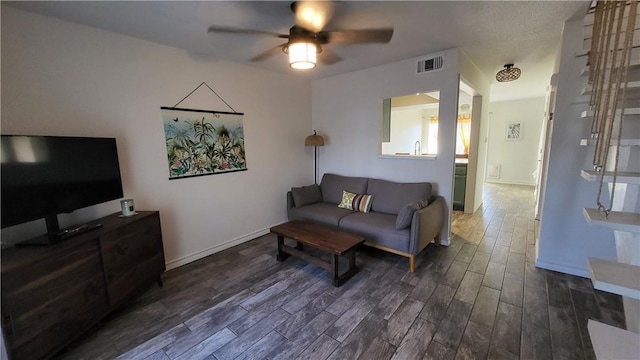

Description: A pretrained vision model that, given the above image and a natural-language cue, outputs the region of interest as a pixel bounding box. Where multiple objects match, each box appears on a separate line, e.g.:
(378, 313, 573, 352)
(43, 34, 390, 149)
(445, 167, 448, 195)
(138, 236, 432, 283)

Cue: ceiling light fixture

(286, 42, 318, 69)
(496, 64, 521, 82)
(283, 27, 320, 70)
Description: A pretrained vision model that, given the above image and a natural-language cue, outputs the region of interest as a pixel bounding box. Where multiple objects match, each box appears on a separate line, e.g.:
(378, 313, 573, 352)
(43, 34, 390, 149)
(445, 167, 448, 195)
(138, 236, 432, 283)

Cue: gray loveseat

(286, 173, 445, 272)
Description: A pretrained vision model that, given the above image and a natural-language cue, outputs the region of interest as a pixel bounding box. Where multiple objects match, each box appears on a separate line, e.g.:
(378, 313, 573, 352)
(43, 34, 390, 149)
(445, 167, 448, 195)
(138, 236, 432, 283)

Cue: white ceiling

(5, 1, 589, 102)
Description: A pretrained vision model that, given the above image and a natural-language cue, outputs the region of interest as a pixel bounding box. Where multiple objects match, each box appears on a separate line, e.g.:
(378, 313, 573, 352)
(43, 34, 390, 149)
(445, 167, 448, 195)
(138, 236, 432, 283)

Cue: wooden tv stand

(1, 211, 166, 360)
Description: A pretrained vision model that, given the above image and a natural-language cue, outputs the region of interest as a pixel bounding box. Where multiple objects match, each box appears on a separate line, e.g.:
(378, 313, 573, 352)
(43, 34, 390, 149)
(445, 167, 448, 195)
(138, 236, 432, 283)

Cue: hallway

(451, 182, 626, 359)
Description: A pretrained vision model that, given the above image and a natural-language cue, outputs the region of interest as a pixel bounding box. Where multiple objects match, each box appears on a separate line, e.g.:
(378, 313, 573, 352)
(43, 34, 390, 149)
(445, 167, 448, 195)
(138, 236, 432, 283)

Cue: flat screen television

(1, 135, 124, 243)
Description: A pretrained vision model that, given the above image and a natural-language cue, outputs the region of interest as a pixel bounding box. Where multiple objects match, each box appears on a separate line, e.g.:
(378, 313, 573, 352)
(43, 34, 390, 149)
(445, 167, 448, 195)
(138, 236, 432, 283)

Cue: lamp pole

(314, 143, 318, 185)
(305, 130, 325, 185)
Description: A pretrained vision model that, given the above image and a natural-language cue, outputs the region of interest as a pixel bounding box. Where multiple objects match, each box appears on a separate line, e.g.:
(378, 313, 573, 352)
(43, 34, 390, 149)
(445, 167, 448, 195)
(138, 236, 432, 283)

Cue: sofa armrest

(409, 195, 445, 255)
(287, 191, 295, 220)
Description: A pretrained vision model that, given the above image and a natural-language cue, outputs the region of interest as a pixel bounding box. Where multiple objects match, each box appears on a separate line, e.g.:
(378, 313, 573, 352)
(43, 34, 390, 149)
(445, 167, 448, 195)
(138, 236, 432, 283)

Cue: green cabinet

(453, 164, 467, 211)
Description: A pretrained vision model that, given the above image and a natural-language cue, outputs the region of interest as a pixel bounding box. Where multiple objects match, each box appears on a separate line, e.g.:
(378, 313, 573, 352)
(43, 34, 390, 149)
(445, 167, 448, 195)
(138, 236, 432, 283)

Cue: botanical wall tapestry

(161, 107, 246, 179)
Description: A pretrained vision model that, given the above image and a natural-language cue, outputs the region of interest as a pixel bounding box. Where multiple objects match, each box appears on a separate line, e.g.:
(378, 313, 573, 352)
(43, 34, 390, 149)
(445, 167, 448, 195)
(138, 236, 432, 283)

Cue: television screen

(1, 135, 124, 229)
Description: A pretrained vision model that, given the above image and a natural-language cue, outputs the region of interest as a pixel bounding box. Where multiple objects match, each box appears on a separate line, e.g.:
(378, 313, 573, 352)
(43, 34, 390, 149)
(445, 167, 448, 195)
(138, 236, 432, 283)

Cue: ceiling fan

(207, 1, 394, 70)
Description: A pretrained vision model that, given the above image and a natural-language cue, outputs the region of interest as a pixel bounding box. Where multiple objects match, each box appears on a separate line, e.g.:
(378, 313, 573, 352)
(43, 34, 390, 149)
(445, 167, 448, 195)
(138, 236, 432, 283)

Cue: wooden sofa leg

(409, 255, 416, 272)
(434, 232, 441, 246)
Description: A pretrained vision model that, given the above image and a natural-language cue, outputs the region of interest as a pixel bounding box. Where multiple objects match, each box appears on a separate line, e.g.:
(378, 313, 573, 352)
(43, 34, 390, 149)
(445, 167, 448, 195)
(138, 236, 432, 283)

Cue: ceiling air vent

(416, 54, 444, 74)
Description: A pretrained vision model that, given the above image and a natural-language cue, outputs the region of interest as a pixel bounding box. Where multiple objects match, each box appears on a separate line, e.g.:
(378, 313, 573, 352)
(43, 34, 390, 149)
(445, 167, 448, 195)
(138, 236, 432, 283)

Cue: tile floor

(55, 183, 626, 360)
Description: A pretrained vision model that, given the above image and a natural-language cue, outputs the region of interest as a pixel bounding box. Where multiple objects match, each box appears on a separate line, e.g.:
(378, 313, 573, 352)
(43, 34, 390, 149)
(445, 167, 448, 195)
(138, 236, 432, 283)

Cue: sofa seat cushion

(339, 211, 411, 253)
(289, 202, 354, 227)
(367, 178, 432, 215)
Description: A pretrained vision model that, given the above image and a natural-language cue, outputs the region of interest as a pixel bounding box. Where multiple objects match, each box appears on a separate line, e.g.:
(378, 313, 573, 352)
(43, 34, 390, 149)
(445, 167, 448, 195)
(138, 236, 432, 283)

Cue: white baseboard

(485, 179, 535, 187)
(535, 257, 590, 278)
(164, 221, 287, 270)
(164, 220, 448, 270)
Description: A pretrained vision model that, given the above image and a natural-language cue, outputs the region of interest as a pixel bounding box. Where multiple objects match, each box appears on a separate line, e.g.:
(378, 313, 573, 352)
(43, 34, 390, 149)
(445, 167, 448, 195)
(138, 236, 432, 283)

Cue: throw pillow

(395, 199, 429, 229)
(291, 184, 322, 207)
(338, 190, 374, 213)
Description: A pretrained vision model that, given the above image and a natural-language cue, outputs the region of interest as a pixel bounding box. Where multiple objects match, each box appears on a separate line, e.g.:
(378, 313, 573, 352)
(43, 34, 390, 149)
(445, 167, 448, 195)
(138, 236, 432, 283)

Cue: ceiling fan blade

(292, 1, 335, 33)
(208, 25, 289, 39)
(318, 47, 342, 65)
(250, 43, 287, 62)
(319, 28, 394, 45)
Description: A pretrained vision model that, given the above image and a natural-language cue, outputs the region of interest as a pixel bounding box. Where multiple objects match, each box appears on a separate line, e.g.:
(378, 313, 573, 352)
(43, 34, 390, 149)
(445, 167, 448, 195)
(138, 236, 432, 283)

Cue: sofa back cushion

(320, 173, 369, 204)
(291, 184, 322, 207)
(367, 178, 432, 215)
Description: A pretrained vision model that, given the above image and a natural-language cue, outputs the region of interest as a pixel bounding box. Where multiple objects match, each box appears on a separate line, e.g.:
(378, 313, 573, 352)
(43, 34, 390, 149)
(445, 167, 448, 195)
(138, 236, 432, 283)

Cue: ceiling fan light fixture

(287, 41, 317, 70)
(496, 64, 521, 82)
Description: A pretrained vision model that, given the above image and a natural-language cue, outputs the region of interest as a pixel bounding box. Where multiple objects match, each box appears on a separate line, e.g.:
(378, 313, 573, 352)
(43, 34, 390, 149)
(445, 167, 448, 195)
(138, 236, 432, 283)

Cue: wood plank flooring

(55, 183, 626, 360)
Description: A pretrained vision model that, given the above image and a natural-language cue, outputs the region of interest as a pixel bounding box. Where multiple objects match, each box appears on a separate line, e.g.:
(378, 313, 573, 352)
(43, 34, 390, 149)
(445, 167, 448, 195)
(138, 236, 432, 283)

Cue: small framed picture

(506, 122, 522, 141)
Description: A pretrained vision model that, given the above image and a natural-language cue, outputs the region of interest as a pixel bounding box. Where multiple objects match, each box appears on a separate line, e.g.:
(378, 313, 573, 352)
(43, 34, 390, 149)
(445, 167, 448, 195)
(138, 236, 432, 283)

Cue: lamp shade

(288, 42, 317, 70)
(305, 130, 324, 146)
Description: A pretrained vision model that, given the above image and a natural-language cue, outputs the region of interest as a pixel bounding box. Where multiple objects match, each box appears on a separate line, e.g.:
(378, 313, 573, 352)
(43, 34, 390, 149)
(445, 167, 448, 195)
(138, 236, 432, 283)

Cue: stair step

(583, 28, 640, 50)
(581, 80, 640, 95)
(574, 95, 640, 106)
(588, 320, 640, 360)
(588, 257, 640, 299)
(581, 107, 640, 118)
(581, 169, 640, 184)
(583, 208, 640, 232)
(580, 138, 640, 146)
(581, 58, 640, 76)
(583, 24, 640, 39)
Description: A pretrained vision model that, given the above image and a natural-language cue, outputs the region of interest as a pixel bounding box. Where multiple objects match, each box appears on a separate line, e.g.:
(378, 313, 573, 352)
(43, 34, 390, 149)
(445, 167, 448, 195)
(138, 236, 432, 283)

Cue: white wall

(1, 7, 312, 269)
(311, 49, 460, 244)
(486, 97, 545, 186)
(537, 18, 616, 277)
(382, 108, 425, 155)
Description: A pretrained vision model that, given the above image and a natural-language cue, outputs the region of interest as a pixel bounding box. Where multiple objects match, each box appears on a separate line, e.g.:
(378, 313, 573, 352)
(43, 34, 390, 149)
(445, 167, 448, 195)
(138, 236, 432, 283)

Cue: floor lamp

(305, 130, 325, 184)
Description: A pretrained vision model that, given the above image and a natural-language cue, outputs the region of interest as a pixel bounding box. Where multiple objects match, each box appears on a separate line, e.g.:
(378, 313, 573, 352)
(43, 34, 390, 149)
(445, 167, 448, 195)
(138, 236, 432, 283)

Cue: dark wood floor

(56, 183, 626, 360)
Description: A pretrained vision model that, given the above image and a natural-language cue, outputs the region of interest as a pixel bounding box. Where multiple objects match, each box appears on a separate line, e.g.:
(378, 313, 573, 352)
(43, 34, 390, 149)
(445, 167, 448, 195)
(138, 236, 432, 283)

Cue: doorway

(454, 80, 483, 214)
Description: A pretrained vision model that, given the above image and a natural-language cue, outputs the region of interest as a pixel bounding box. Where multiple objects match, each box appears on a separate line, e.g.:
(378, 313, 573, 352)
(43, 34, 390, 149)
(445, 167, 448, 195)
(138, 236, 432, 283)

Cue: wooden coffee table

(270, 220, 365, 287)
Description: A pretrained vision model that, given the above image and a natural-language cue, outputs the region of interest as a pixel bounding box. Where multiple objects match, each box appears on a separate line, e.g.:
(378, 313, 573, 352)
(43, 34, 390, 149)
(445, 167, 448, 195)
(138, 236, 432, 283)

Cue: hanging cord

(594, 0, 623, 209)
(595, 1, 625, 170)
(592, 1, 621, 170)
(589, 1, 605, 92)
(173, 82, 237, 113)
(588, 1, 605, 83)
(591, 1, 617, 151)
(595, 0, 637, 216)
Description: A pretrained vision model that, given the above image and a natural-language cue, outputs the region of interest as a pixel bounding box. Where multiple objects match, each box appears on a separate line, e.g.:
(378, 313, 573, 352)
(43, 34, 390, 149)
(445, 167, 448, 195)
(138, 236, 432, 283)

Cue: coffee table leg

(332, 254, 340, 287)
(348, 249, 356, 269)
(276, 235, 289, 262)
(332, 249, 359, 287)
